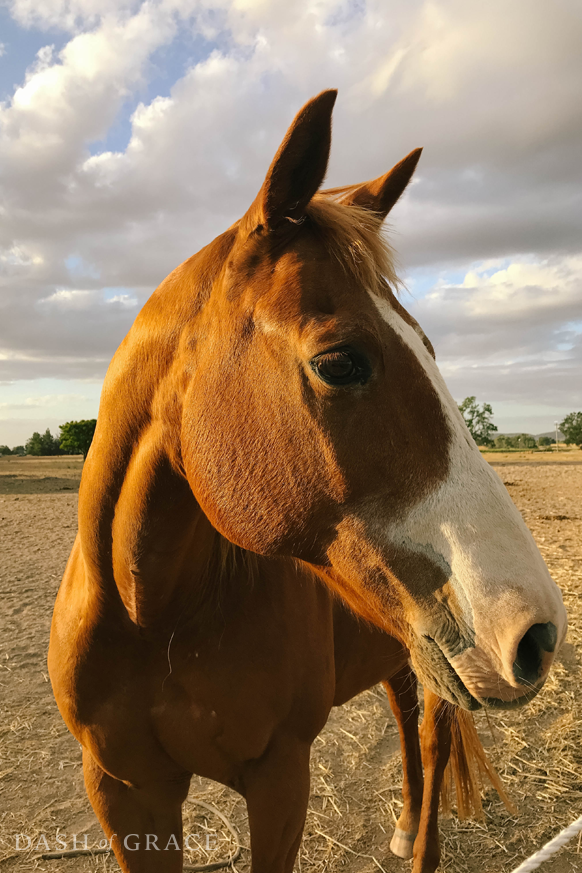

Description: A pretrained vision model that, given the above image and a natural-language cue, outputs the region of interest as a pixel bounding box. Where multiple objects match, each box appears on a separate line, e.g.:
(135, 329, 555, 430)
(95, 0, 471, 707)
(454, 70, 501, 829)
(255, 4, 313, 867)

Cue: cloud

(1, 5, 176, 211)
(0, 284, 140, 382)
(0, 0, 580, 432)
(39, 288, 137, 309)
(5, 0, 141, 31)
(410, 255, 582, 409)
(0, 392, 88, 410)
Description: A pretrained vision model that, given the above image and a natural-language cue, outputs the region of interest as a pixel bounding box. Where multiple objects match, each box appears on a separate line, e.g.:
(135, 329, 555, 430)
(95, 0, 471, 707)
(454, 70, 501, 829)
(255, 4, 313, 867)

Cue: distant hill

(496, 431, 565, 440)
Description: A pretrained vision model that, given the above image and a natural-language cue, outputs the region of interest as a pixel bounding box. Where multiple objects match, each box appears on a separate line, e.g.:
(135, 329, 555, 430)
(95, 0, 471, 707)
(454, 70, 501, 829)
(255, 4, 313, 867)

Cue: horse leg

(382, 664, 423, 860)
(242, 735, 311, 873)
(412, 687, 453, 873)
(82, 748, 190, 872)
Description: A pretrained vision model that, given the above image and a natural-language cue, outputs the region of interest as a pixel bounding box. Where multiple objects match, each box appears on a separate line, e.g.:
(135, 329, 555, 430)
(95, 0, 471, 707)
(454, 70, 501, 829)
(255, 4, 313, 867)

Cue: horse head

(112, 90, 566, 711)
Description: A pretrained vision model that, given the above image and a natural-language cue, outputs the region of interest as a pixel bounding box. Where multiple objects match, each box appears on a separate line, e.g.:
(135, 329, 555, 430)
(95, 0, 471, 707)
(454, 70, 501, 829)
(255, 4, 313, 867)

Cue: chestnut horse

(49, 90, 566, 873)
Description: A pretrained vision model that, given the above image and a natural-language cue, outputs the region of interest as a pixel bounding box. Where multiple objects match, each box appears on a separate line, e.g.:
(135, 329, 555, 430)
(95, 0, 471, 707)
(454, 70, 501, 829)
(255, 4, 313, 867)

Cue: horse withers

(48, 90, 566, 873)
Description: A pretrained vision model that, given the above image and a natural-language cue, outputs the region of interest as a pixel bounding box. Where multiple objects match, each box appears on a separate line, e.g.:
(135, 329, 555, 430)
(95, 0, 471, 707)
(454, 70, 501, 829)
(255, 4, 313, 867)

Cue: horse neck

(78, 236, 238, 630)
(79, 399, 219, 625)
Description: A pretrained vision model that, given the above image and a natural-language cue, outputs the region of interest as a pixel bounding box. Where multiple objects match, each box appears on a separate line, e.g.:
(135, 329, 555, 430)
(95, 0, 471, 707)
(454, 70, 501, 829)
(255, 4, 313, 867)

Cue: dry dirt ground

(1, 454, 581, 873)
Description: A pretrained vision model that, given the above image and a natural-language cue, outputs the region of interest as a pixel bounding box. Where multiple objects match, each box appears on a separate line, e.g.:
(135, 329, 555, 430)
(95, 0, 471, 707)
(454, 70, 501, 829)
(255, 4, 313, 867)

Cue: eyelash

(310, 347, 371, 387)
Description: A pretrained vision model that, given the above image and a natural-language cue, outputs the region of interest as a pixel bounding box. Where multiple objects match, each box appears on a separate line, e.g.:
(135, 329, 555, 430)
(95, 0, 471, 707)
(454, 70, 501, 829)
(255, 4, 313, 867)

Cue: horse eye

(311, 350, 367, 386)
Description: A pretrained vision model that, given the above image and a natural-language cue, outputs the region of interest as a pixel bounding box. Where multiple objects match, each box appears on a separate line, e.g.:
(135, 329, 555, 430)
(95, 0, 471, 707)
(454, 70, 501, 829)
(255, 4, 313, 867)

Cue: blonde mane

(306, 192, 402, 297)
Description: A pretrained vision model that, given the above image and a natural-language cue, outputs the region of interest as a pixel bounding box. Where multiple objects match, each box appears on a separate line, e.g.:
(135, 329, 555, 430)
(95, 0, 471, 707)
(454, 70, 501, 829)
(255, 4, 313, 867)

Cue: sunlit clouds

(1, 0, 581, 441)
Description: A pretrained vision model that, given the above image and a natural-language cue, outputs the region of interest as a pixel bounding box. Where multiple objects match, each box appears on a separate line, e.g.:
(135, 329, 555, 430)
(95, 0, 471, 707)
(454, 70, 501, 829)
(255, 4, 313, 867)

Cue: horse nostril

(513, 621, 558, 686)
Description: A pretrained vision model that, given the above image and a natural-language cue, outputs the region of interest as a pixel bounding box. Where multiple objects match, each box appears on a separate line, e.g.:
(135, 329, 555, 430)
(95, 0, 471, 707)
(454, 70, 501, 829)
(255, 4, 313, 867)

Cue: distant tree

(458, 396, 498, 446)
(11, 445, 25, 455)
(25, 431, 43, 455)
(496, 434, 537, 449)
(513, 433, 537, 449)
(25, 428, 61, 456)
(0, 445, 12, 455)
(59, 419, 97, 459)
(40, 428, 62, 456)
(560, 412, 582, 447)
(537, 436, 554, 446)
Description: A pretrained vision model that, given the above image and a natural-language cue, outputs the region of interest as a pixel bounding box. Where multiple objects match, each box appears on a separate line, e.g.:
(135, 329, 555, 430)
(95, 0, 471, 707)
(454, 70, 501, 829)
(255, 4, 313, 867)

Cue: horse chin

(410, 636, 483, 712)
(411, 636, 546, 712)
(480, 683, 545, 710)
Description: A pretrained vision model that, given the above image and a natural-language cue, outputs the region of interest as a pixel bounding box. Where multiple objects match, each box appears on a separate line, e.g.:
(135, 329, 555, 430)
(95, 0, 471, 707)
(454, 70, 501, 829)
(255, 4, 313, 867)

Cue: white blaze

(370, 292, 567, 701)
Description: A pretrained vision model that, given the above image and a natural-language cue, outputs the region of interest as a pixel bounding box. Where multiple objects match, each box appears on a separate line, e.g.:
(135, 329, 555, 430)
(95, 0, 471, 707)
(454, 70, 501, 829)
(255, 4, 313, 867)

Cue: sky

(0, 0, 581, 446)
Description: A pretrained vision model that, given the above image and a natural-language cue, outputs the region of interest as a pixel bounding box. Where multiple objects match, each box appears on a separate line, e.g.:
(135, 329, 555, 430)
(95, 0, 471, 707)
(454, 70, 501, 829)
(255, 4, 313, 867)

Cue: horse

(48, 89, 566, 873)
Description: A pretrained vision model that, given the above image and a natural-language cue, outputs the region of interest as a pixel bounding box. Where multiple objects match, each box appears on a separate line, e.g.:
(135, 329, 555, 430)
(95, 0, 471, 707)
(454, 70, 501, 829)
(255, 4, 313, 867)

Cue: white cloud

(0, 392, 88, 410)
(0, 0, 580, 431)
(5, 0, 140, 31)
(418, 256, 582, 336)
(1, 3, 176, 208)
(39, 289, 93, 309)
(460, 260, 582, 319)
(0, 245, 43, 267)
(409, 255, 582, 411)
(39, 288, 138, 309)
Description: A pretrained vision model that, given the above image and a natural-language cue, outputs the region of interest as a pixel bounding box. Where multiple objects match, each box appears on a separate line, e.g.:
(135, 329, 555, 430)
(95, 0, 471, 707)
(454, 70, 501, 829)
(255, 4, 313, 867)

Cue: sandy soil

(0, 457, 581, 872)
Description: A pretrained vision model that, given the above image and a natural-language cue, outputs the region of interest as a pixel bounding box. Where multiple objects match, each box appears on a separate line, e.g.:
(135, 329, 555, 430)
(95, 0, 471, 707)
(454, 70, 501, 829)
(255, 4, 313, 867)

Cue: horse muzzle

(410, 622, 559, 712)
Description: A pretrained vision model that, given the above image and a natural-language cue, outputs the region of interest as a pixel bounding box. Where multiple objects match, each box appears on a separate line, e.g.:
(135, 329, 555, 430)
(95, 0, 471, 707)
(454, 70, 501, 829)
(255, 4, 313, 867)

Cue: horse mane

(215, 535, 261, 593)
(306, 191, 402, 297)
(167, 522, 259, 624)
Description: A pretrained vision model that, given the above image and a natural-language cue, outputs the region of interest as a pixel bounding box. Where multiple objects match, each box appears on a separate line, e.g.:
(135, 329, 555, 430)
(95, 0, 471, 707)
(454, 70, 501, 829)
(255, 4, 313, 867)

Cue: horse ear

(340, 148, 422, 219)
(253, 89, 337, 230)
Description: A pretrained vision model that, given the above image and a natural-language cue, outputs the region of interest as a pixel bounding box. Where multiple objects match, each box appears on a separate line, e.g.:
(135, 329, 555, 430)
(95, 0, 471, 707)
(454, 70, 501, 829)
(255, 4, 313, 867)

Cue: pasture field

(1, 455, 581, 872)
(480, 448, 582, 465)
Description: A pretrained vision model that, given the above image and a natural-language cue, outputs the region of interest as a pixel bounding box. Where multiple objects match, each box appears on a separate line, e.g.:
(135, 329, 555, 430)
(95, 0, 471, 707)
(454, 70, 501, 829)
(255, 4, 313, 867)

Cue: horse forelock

(231, 193, 401, 307)
(306, 194, 401, 297)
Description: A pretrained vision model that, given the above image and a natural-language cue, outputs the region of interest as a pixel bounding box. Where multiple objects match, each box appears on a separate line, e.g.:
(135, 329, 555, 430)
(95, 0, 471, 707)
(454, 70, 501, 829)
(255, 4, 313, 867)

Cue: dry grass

(0, 461, 580, 872)
(480, 447, 582, 465)
(0, 455, 83, 495)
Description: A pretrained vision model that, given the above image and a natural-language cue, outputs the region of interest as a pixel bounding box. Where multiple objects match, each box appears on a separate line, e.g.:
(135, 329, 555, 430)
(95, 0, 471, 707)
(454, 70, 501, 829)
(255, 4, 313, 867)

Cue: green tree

(40, 428, 61, 455)
(458, 396, 498, 446)
(25, 428, 61, 455)
(0, 445, 12, 455)
(59, 419, 97, 459)
(514, 433, 537, 449)
(560, 412, 582, 447)
(25, 431, 43, 455)
(538, 436, 554, 446)
(11, 445, 25, 455)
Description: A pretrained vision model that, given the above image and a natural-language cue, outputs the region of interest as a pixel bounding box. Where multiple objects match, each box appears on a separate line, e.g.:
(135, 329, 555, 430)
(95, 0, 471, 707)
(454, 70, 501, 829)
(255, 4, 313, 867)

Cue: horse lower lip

(412, 636, 482, 711)
(481, 682, 545, 710)
(418, 636, 546, 711)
